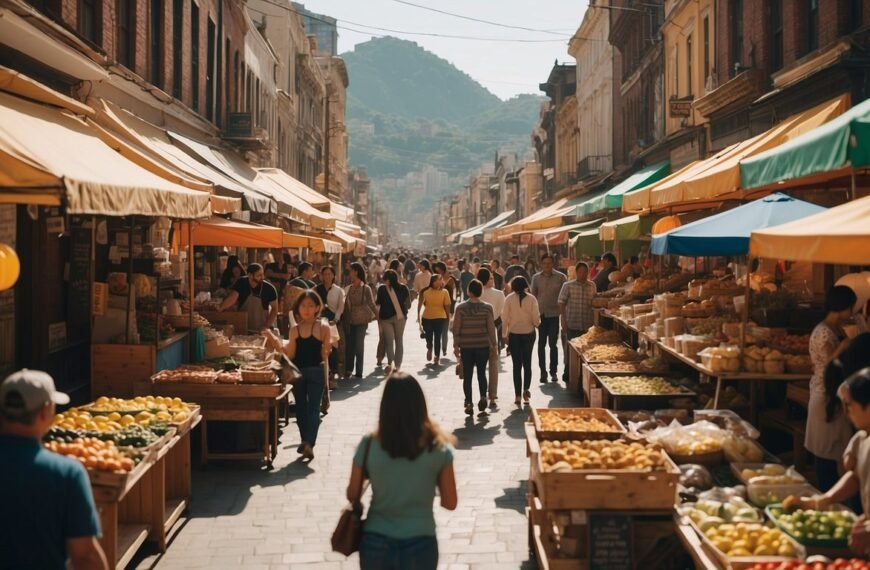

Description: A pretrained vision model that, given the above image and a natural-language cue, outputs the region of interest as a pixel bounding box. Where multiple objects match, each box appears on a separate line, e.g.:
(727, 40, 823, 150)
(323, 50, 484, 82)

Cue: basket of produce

(215, 369, 242, 384)
(151, 367, 217, 384)
(581, 343, 642, 363)
(576, 326, 622, 347)
(531, 407, 626, 441)
(526, 426, 679, 510)
(768, 334, 811, 355)
(240, 360, 279, 384)
(785, 354, 812, 374)
(44, 437, 147, 489)
(732, 464, 815, 507)
(164, 312, 210, 329)
(766, 505, 857, 548)
(588, 358, 670, 375)
(695, 519, 803, 566)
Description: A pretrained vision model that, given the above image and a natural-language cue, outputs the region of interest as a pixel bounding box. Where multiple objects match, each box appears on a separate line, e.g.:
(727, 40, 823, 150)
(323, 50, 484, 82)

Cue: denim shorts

(359, 532, 438, 570)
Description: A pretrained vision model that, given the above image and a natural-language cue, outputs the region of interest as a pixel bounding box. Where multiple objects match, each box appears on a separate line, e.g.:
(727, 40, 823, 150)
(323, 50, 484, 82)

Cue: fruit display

(539, 439, 667, 472)
(745, 561, 870, 570)
(737, 464, 807, 486)
(151, 367, 217, 384)
(647, 421, 726, 458)
(44, 437, 138, 473)
(78, 396, 194, 425)
(701, 521, 798, 558)
(598, 375, 686, 395)
(589, 358, 669, 375)
(723, 436, 765, 463)
(576, 326, 622, 347)
(215, 370, 242, 384)
(581, 343, 642, 362)
(536, 409, 621, 433)
(679, 495, 762, 527)
(770, 334, 811, 355)
(744, 346, 786, 374)
(767, 506, 856, 546)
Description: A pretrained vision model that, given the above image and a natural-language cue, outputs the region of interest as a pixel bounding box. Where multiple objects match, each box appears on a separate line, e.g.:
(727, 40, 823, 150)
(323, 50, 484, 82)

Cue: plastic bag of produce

(646, 420, 729, 456)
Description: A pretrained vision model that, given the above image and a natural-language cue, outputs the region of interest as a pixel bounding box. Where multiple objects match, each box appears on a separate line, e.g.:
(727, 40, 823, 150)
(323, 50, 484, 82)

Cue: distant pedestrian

(290, 261, 317, 289)
(559, 262, 597, 383)
(413, 259, 432, 298)
(503, 255, 529, 291)
(345, 373, 457, 570)
(478, 268, 505, 408)
(453, 280, 497, 416)
(418, 274, 451, 365)
(502, 276, 540, 406)
(432, 262, 457, 356)
(531, 254, 567, 383)
(458, 260, 474, 301)
(524, 260, 537, 280)
(315, 266, 345, 388)
(344, 262, 378, 379)
(490, 259, 505, 290)
(0, 369, 108, 570)
(376, 269, 411, 375)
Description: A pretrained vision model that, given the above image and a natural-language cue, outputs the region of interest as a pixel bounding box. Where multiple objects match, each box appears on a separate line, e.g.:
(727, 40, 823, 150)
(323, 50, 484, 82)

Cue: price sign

(588, 513, 632, 570)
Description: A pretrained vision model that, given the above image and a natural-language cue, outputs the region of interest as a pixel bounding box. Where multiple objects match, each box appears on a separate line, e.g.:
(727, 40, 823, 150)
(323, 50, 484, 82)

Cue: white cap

(0, 369, 69, 416)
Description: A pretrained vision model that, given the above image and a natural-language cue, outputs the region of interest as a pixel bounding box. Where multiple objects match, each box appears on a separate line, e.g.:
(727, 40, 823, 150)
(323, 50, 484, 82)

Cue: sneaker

(514, 395, 522, 406)
(523, 390, 531, 403)
(478, 398, 487, 412)
(464, 402, 474, 415)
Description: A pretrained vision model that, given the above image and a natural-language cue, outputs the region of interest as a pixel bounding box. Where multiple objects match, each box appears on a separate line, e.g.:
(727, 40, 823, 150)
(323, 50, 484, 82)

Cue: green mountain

(342, 37, 543, 179)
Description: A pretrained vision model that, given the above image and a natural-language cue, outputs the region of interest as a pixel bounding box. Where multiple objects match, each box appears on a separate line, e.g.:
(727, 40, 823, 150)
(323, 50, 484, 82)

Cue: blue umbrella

(650, 193, 826, 256)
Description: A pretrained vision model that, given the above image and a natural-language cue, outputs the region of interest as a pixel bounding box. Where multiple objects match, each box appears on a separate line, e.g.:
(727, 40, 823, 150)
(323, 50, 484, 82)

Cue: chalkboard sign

(588, 513, 632, 569)
(67, 223, 92, 330)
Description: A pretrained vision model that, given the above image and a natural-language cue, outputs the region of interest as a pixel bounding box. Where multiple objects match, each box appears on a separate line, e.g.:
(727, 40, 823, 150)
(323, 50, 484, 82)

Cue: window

(771, 0, 783, 71)
(206, 18, 215, 121)
(807, 0, 819, 53)
(150, 0, 163, 87)
(730, 0, 743, 77)
(116, 0, 135, 68)
(703, 16, 710, 84)
(78, 0, 99, 44)
(848, 0, 863, 32)
(686, 34, 693, 97)
(172, 0, 183, 98)
(191, 1, 199, 110)
(30, 0, 61, 21)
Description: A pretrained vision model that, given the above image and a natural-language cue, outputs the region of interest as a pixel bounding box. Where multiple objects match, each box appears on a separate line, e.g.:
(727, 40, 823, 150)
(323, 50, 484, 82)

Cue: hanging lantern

(652, 215, 682, 235)
(0, 243, 20, 291)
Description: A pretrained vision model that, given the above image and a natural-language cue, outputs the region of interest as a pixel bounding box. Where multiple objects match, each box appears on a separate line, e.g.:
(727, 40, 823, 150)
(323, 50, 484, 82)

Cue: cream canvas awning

(252, 171, 336, 229)
(0, 91, 210, 218)
(256, 168, 330, 209)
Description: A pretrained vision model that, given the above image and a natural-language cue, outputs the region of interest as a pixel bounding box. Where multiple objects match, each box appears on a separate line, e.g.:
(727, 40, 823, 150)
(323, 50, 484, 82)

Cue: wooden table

(675, 518, 721, 569)
(150, 382, 291, 468)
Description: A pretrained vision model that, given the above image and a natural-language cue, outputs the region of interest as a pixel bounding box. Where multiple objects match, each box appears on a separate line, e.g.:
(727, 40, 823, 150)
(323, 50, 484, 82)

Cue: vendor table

(150, 382, 291, 468)
(675, 519, 721, 570)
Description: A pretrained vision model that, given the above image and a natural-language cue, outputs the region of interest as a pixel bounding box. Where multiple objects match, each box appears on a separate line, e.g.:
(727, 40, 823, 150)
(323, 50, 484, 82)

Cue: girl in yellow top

(418, 275, 452, 365)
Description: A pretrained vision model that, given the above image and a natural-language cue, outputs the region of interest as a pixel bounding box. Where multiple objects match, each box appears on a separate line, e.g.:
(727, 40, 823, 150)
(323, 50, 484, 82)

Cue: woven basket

(240, 368, 277, 384)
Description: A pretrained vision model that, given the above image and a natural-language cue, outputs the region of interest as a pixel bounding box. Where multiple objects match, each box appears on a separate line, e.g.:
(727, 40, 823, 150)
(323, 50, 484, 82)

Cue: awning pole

(851, 168, 857, 201)
(188, 221, 195, 346)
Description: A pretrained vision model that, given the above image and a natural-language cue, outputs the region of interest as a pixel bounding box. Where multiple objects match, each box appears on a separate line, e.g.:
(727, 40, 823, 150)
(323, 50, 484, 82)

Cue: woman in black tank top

(279, 290, 332, 461)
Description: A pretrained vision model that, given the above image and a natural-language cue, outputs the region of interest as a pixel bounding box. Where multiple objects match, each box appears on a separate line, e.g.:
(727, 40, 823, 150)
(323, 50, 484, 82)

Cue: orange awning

(176, 218, 283, 248)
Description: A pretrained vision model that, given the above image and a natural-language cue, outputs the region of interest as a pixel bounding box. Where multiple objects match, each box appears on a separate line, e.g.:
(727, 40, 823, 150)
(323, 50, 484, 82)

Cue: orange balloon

(0, 243, 21, 291)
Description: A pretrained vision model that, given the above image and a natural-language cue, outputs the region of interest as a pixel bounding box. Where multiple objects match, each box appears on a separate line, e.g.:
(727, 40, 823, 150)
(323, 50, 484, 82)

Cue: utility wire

(390, 0, 575, 35)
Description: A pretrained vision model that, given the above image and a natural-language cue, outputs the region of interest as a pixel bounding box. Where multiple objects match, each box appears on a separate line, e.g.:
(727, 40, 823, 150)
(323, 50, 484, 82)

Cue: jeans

(380, 316, 407, 368)
(346, 323, 368, 376)
(359, 532, 438, 570)
(293, 366, 325, 446)
(460, 347, 489, 404)
(509, 332, 535, 395)
(562, 327, 586, 382)
(422, 318, 447, 356)
(537, 316, 560, 376)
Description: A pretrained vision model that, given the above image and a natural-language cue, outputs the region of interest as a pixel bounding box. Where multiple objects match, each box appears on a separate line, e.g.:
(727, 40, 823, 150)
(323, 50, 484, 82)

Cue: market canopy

(571, 228, 606, 257)
(741, 96, 870, 190)
(576, 161, 669, 217)
(531, 218, 604, 245)
(599, 214, 659, 242)
(252, 171, 336, 229)
(255, 168, 331, 210)
(176, 217, 283, 248)
(650, 193, 826, 256)
(0, 91, 211, 218)
(749, 194, 870, 264)
(461, 210, 514, 245)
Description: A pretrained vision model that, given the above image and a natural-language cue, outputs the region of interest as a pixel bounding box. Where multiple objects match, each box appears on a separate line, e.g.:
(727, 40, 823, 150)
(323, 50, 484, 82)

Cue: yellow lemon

(119, 415, 135, 426)
(107, 412, 121, 421)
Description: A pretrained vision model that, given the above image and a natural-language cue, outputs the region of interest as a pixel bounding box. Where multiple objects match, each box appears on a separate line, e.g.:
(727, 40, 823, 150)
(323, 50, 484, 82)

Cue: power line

(338, 23, 569, 43)
(389, 0, 574, 35)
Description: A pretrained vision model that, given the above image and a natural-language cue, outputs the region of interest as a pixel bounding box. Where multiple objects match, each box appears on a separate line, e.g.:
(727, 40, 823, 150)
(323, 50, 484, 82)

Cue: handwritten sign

(588, 513, 632, 570)
(67, 224, 92, 328)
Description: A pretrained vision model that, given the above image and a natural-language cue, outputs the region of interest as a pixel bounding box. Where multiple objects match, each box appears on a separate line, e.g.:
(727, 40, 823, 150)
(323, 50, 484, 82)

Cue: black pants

(494, 318, 504, 350)
(562, 327, 586, 382)
(422, 318, 447, 356)
(461, 347, 489, 404)
(538, 316, 560, 376)
(509, 332, 536, 396)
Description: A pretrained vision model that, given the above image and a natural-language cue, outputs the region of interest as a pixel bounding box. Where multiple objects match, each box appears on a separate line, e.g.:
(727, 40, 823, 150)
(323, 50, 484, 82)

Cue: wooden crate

(92, 344, 156, 398)
(686, 515, 805, 570)
(594, 372, 696, 411)
(531, 407, 626, 441)
(526, 424, 679, 511)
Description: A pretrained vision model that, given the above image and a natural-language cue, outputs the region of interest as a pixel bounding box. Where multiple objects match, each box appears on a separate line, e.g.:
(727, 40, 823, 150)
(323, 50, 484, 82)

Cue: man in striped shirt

(559, 261, 597, 384)
(452, 280, 498, 416)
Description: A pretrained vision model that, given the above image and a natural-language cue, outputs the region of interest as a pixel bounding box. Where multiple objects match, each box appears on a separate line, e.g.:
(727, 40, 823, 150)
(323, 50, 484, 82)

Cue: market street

(133, 309, 575, 570)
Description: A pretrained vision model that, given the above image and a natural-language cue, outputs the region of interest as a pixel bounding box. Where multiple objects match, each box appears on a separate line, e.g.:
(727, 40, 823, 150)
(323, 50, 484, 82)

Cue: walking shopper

(344, 262, 378, 379)
(345, 373, 457, 570)
(418, 275, 452, 365)
(315, 266, 345, 388)
(265, 291, 330, 461)
(413, 259, 432, 297)
(458, 259, 474, 300)
(0, 369, 108, 570)
(478, 268, 505, 408)
(433, 262, 457, 356)
(453, 280, 498, 416)
(558, 262, 598, 383)
(531, 254, 567, 383)
(807, 285, 859, 492)
(376, 269, 411, 375)
(289, 261, 317, 289)
(502, 276, 541, 405)
(490, 259, 505, 290)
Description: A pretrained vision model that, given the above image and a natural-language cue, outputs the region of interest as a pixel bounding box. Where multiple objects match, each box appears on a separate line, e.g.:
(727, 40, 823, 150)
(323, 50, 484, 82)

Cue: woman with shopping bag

(375, 269, 411, 375)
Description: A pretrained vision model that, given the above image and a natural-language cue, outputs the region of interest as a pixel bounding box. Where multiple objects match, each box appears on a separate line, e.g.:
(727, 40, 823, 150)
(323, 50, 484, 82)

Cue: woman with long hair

(807, 285, 860, 491)
(345, 373, 457, 570)
(376, 269, 411, 375)
(265, 290, 330, 461)
(432, 262, 456, 357)
(418, 274, 451, 365)
(219, 255, 245, 290)
(501, 276, 540, 406)
(344, 262, 378, 379)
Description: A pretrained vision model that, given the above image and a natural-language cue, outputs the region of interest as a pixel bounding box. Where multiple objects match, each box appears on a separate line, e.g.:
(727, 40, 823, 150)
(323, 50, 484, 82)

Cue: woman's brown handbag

(330, 437, 372, 555)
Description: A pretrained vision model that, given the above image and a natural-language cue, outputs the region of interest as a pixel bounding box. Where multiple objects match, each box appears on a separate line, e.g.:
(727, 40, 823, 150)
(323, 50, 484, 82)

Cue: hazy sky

(305, 0, 589, 100)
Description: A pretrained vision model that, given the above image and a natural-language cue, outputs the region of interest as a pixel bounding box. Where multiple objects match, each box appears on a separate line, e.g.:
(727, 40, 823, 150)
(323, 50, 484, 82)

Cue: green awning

(576, 161, 669, 217)
(740, 97, 870, 189)
(599, 214, 660, 241)
(570, 228, 605, 257)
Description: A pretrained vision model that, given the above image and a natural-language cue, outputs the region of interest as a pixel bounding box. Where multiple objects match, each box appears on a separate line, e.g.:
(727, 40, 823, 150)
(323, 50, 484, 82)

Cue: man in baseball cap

(0, 369, 107, 570)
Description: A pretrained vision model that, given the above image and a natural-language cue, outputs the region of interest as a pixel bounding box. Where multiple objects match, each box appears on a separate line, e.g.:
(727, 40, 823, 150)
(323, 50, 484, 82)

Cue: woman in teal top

(346, 373, 457, 570)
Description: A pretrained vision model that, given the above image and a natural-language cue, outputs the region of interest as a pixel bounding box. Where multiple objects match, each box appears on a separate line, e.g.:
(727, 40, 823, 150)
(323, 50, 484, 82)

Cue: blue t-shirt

(0, 434, 101, 570)
(354, 434, 454, 539)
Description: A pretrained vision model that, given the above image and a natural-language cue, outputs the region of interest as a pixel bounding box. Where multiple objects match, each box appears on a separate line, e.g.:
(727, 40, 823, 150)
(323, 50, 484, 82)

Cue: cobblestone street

(134, 308, 575, 570)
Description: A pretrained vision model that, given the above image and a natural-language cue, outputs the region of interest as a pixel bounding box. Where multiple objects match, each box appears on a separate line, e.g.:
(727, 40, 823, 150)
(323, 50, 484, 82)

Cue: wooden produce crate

(525, 424, 679, 511)
(594, 373, 696, 411)
(170, 404, 201, 436)
(531, 407, 626, 441)
(687, 516, 806, 570)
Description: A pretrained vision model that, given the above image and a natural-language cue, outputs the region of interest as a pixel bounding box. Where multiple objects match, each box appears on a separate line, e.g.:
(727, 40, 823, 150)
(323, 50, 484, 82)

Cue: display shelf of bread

(581, 343, 642, 363)
(531, 408, 626, 441)
(698, 346, 742, 373)
(576, 326, 622, 348)
(682, 299, 716, 318)
(743, 346, 785, 374)
(151, 365, 218, 384)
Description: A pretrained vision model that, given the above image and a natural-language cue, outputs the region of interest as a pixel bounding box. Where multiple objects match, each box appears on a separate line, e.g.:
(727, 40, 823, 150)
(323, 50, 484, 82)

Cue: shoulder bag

(331, 436, 372, 556)
(347, 285, 376, 325)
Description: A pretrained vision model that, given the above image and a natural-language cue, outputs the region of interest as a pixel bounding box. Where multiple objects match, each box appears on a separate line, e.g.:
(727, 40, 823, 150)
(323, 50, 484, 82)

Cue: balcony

(223, 112, 272, 150)
(693, 69, 764, 118)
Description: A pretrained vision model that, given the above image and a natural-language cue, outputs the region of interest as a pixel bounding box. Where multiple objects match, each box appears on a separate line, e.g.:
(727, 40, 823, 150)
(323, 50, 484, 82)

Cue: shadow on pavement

(503, 406, 530, 440)
(493, 481, 528, 514)
(328, 371, 383, 402)
(451, 414, 501, 450)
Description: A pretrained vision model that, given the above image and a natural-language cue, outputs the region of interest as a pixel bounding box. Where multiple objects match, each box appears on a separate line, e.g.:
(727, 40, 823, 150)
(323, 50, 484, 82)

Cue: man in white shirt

(478, 267, 505, 409)
(413, 259, 433, 296)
